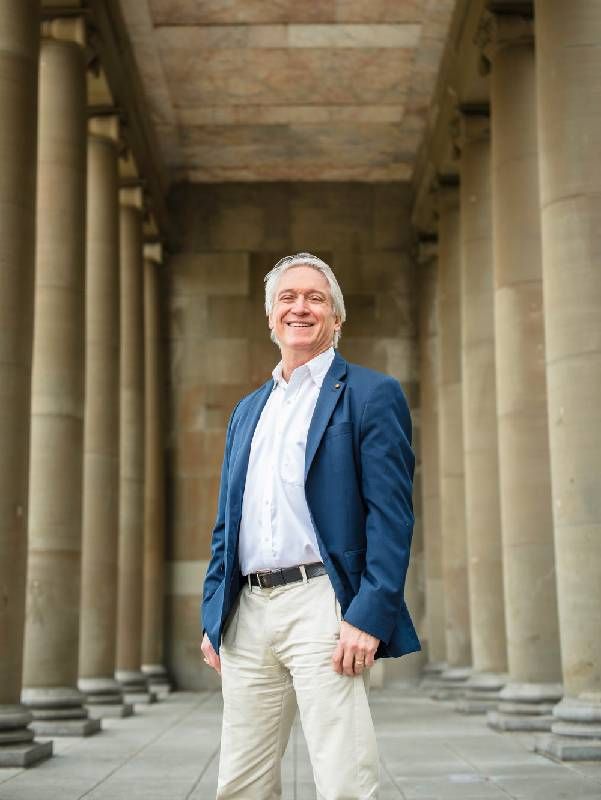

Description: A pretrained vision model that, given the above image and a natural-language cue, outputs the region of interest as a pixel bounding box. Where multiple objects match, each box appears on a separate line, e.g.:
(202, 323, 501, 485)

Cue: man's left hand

(331, 621, 379, 677)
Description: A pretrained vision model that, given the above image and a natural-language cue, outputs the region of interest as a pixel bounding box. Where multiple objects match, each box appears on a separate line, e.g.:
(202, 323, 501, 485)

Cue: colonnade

(418, 4, 601, 761)
(0, 6, 168, 767)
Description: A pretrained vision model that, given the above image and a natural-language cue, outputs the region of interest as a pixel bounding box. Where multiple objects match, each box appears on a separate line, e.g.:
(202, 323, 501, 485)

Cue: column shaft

(142, 250, 169, 694)
(535, 0, 601, 758)
(78, 119, 130, 717)
(487, 20, 562, 731)
(418, 248, 446, 667)
(0, 0, 53, 766)
(436, 185, 471, 678)
(116, 191, 152, 703)
(22, 24, 99, 737)
(458, 118, 507, 706)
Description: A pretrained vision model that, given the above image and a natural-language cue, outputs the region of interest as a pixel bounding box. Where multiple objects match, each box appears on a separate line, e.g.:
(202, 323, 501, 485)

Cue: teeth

(288, 322, 311, 327)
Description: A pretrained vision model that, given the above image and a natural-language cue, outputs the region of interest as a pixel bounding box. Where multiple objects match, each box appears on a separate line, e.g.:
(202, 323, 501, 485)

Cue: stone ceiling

(118, 0, 455, 183)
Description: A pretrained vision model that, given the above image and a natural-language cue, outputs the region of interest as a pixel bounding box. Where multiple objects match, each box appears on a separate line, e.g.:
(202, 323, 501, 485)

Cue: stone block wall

(163, 182, 423, 689)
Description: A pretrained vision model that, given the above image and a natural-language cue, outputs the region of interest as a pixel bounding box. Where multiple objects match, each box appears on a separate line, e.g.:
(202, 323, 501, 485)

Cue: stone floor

(1, 683, 601, 800)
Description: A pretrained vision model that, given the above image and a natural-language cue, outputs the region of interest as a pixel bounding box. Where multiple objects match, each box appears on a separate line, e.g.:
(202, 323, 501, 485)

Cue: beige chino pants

(217, 574, 379, 800)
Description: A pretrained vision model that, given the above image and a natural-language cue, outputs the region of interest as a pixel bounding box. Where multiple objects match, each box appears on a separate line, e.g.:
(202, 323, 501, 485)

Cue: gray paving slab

(0, 683, 600, 800)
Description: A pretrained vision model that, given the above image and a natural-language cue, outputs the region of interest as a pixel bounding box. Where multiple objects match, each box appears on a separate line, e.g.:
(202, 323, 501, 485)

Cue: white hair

(264, 252, 346, 348)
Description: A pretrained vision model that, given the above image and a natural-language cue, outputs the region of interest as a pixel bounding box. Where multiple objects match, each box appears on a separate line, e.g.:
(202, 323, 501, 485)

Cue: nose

(290, 294, 308, 314)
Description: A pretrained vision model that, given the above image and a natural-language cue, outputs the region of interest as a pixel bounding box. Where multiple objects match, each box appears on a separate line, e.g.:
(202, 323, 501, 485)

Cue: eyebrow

(277, 288, 328, 297)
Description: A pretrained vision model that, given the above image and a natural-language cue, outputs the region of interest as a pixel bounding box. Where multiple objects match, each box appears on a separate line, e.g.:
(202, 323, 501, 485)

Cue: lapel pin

(334, 383, 341, 389)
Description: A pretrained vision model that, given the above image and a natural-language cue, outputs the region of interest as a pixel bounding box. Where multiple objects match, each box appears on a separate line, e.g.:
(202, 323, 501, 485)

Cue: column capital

(88, 115, 120, 146)
(119, 186, 144, 211)
(475, 11, 533, 72)
(418, 240, 438, 265)
(436, 179, 460, 213)
(41, 17, 86, 48)
(450, 109, 490, 156)
(143, 243, 163, 264)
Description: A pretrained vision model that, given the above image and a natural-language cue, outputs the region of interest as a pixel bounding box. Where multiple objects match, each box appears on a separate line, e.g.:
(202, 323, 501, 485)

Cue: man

(201, 252, 419, 800)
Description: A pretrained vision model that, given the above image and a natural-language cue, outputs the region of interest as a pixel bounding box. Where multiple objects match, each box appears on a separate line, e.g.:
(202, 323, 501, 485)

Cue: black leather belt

(247, 562, 326, 589)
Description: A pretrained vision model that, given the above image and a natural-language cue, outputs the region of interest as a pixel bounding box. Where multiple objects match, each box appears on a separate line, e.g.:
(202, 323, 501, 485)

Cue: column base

(486, 682, 563, 732)
(534, 696, 601, 761)
(30, 717, 101, 737)
(0, 705, 53, 767)
(116, 670, 156, 706)
(429, 666, 471, 700)
(79, 677, 132, 716)
(86, 703, 134, 719)
(142, 664, 172, 698)
(0, 740, 53, 768)
(454, 672, 508, 714)
(422, 661, 447, 676)
(21, 686, 101, 738)
(419, 661, 447, 692)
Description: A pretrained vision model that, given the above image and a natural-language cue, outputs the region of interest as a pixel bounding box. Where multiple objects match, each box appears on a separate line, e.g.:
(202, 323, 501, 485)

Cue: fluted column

(417, 241, 447, 678)
(483, 14, 562, 732)
(116, 187, 154, 704)
(455, 113, 507, 714)
(21, 18, 100, 737)
(141, 243, 170, 698)
(0, 0, 53, 767)
(534, 0, 601, 761)
(434, 184, 472, 698)
(78, 116, 132, 720)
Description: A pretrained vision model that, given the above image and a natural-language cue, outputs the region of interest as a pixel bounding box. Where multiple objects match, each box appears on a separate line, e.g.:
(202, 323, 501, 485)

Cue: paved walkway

(1, 683, 601, 800)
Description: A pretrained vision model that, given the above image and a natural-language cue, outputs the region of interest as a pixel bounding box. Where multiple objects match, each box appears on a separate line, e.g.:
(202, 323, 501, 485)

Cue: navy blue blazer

(201, 351, 421, 659)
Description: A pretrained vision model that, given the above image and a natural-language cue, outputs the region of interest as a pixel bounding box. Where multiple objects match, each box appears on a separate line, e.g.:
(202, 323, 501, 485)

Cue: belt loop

(299, 564, 308, 583)
(247, 573, 252, 592)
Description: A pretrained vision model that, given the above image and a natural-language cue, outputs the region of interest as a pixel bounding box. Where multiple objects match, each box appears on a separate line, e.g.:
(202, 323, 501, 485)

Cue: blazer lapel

(229, 379, 273, 507)
(304, 352, 348, 481)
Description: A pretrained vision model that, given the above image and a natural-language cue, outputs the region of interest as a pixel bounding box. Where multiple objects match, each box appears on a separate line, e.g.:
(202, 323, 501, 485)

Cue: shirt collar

(272, 347, 335, 389)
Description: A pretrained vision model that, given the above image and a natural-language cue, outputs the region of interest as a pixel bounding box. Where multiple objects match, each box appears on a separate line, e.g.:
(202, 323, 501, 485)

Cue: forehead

(275, 265, 330, 294)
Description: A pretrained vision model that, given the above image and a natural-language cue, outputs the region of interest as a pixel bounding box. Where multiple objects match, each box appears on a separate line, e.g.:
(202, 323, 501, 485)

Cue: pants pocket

(221, 594, 241, 648)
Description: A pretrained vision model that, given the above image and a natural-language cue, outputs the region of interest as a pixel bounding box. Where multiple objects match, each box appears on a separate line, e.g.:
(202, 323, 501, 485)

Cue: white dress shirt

(238, 347, 335, 575)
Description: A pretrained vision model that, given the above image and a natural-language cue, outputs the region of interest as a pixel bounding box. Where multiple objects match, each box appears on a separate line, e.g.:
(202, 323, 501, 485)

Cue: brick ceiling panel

(148, 0, 427, 25)
(157, 44, 414, 107)
(119, 0, 455, 182)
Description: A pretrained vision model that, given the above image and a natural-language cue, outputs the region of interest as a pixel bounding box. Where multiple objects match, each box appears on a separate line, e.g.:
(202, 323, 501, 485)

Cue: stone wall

(163, 182, 423, 689)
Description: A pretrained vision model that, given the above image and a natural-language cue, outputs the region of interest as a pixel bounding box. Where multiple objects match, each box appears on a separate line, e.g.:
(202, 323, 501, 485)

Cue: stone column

(534, 0, 601, 761)
(417, 241, 447, 682)
(78, 117, 132, 720)
(21, 18, 100, 737)
(455, 113, 507, 714)
(141, 243, 170, 698)
(116, 187, 154, 705)
(483, 14, 563, 732)
(0, 0, 53, 767)
(434, 184, 472, 699)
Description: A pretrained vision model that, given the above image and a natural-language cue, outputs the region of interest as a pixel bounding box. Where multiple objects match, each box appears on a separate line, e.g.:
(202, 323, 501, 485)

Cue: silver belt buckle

(256, 571, 269, 589)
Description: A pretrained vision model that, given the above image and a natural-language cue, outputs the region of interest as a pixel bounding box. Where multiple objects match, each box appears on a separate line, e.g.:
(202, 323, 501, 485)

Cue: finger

(207, 650, 221, 674)
(353, 651, 366, 675)
(331, 641, 344, 674)
(342, 646, 355, 677)
(365, 649, 376, 669)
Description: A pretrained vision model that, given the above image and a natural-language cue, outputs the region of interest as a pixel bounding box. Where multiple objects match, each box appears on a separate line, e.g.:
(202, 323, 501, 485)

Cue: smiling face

(269, 265, 341, 361)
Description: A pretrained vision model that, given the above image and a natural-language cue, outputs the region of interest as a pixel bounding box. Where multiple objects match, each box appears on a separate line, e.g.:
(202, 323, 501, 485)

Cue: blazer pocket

(324, 421, 352, 439)
(344, 547, 366, 573)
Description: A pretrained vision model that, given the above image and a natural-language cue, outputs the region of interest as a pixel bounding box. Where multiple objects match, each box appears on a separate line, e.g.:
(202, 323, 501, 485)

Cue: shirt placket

(264, 386, 284, 564)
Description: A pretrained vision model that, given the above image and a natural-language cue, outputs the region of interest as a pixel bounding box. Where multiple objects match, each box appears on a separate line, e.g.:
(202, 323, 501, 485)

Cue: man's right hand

(201, 632, 221, 674)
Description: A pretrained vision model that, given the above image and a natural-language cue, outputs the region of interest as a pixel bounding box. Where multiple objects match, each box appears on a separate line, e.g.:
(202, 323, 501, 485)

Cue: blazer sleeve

(342, 376, 415, 643)
(202, 402, 239, 608)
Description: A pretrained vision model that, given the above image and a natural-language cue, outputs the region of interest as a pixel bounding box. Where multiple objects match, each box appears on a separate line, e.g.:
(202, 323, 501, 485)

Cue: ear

(268, 312, 274, 331)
